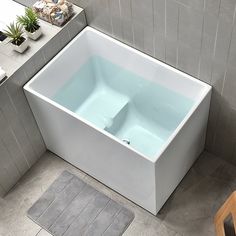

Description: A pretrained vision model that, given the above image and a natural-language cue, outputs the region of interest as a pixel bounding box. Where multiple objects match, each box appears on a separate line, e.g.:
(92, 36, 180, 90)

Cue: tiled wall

(15, 0, 236, 165)
(68, 0, 236, 165)
(0, 68, 46, 197)
(0, 10, 86, 197)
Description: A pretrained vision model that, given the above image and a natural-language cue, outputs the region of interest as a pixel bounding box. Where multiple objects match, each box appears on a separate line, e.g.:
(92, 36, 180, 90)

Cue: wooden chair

(215, 191, 236, 236)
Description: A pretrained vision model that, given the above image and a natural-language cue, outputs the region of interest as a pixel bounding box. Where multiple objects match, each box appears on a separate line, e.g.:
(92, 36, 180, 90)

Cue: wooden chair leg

(215, 222, 225, 236)
(232, 214, 236, 234)
(214, 192, 236, 236)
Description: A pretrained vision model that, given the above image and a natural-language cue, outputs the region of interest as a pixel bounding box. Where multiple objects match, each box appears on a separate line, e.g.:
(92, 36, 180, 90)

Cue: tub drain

(122, 139, 130, 145)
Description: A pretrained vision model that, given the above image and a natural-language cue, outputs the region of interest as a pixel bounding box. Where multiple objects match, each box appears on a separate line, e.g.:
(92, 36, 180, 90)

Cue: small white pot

(25, 27, 42, 40)
(11, 37, 29, 53)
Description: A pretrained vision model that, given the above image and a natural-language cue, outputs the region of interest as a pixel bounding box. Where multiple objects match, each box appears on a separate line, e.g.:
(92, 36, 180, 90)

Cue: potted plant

(3, 22, 29, 53)
(17, 8, 42, 40)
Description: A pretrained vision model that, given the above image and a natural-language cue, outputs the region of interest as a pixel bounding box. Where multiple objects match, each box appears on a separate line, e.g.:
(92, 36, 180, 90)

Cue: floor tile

(0, 151, 233, 236)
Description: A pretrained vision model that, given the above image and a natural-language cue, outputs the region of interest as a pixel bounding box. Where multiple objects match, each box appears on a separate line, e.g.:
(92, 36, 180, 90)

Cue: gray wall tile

(154, 33, 166, 62)
(122, 18, 134, 46)
(210, 102, 236, 164)
(165, 39, 178, 67)
(205, 0, 221, 15)
(144, 28, 155, 56)
(166, 0, 179, 42)
(0, 109, 29, 175)
(210, 13, 234, 94)
(120, 0, 134, 45)
(89, 0, 112, 35)
(0, 85, 37, 168)
(165, 0, 179, 67)
(178, 43, 200, 77)
(23, 51, 46, 79)
(0, 5, 87, 196)
(42, 36, 62, 63)
(153, 0, 165, 40)
(109, 0, 123, 41)
(132, 0, 154, 53)
(211, 59, 226, 93)
(133, 22, 144, 51)
(205, 90, 221, 151)
(0, 138, 21, 193)
(214, 17, 233, 65)
(178, 5, 204, 51)
(199, 13, 218, 84)
(137, 0, 155, 56)
(219, 0, 236, 23)
(222, 65, 236, 110)
(153, 0, 166, 61)
(58, 29, 72, 49)
(5, 70, 46, 159)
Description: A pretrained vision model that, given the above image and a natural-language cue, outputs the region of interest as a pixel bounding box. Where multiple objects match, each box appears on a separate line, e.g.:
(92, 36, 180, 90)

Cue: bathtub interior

(26, 27, 210, 159)
(52, 55, 194, 157)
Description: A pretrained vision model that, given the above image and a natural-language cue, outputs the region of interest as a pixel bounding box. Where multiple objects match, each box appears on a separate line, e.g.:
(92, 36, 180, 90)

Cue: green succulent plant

(3, 22, 25, 45)
(17, 8, 39, 33)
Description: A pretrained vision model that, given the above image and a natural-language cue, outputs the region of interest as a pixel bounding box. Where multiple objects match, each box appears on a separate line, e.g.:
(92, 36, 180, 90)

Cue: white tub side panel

(155, 91, 211, 213)
(25, 90, 157, 213)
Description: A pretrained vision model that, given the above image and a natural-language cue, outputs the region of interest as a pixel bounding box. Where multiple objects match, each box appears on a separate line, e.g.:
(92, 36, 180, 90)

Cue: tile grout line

(130, 0, 135, 46)
(108, 0, 114, 36)
(108, 0, 113, 35)
(197, 0, 206, 79)
(151, 0, 155, 56)
(164, 0, 167, 62)
(209, 0, 221, 85)
(152, 0, 156, 58)
(176, 3, 180, 68)
(118, 0, 124, 40)
(220, 3, 236, 96)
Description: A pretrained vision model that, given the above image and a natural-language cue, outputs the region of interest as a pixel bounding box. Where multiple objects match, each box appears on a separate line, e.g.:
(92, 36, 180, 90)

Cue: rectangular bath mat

(27, 171, 134, 236)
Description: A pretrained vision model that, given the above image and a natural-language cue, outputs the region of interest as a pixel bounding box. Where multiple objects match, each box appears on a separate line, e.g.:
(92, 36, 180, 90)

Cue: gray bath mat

(27, 171, 134, 236)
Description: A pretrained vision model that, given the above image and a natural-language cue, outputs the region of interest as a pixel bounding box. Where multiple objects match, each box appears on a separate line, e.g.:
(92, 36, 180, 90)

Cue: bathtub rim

(24, 26, 212, 163)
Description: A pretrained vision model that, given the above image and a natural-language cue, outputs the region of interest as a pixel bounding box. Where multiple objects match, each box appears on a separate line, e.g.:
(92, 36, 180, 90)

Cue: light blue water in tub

(53, 56, 194, 158)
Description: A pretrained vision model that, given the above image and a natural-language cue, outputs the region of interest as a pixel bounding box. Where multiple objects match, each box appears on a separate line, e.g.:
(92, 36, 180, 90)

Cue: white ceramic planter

(11, 37, 29, 53)
(26, 27, 42, 40)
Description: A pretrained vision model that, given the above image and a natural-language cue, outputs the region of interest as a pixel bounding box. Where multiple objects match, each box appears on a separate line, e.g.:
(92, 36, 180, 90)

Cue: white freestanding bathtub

(24, 27, 211, 214)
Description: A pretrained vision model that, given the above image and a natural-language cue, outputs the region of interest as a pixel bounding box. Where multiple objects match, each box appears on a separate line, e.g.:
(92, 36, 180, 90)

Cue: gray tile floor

(0, 151, 234, 236)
